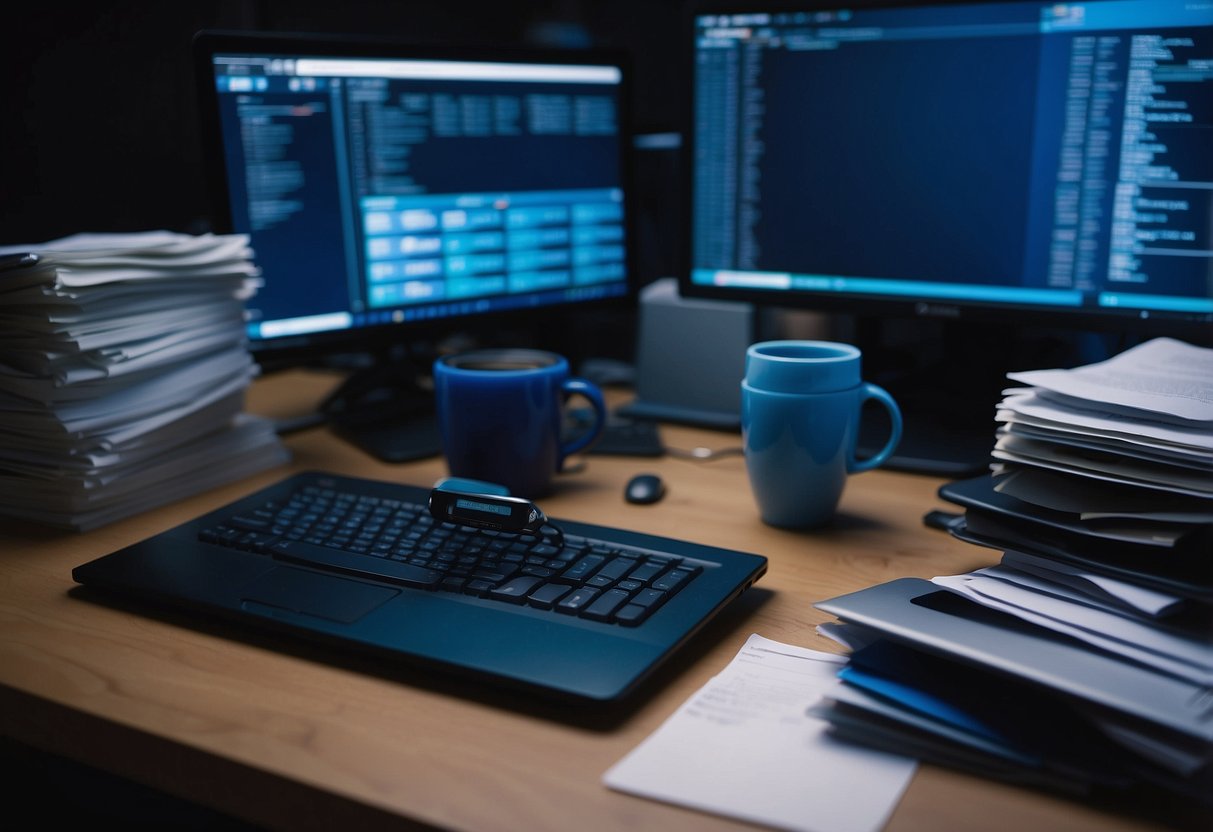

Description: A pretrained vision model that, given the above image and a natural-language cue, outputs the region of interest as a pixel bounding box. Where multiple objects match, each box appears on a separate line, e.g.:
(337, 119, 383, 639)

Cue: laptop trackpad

(241, 566, 398, 624)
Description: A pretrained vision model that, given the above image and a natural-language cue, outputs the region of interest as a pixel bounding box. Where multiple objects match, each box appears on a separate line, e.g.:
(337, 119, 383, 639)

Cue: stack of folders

(0, 231, 291, 531)
(810, 336, 1213, 809)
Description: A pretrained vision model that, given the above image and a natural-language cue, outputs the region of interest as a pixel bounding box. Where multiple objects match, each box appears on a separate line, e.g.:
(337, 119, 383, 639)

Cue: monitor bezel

(677, 0, 1213, 342)
(192, 29, 639, 368)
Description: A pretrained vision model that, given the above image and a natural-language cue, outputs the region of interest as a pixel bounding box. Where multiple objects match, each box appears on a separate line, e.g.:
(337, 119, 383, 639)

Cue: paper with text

(1006, 337, 1213, 424)
(603, 634, 916, 832)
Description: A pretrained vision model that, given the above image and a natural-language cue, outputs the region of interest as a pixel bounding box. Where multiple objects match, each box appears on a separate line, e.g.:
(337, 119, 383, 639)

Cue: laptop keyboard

(199, 482, 701, 626)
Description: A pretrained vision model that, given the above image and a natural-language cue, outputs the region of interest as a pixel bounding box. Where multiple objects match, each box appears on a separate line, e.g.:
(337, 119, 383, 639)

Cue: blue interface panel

(691, 0, 1213, 319)
(209, 53, 629, 341)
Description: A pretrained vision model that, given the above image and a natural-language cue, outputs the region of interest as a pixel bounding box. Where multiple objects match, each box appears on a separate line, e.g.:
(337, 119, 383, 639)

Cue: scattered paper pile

(993, 335, 1213, 511)
(965, 334, 1212, 597)
(810, 336, 1212, 812)
(0, 231, 290, 531)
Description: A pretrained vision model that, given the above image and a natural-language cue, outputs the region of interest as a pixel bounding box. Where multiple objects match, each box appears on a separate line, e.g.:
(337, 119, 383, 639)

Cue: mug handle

(847, 382, 903, 474)
(558, 377, 607, 468)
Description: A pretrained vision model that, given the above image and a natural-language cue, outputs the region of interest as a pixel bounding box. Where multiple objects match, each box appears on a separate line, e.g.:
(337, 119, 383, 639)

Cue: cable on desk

(665, 444, 745, 461)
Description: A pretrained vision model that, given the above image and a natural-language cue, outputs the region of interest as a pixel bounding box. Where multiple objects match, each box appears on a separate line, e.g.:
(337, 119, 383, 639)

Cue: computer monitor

(681, 0, 1213, 475)
(193, 31, 633, 460)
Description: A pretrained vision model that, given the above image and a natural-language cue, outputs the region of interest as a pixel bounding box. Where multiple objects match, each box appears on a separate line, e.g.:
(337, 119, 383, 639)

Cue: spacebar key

(269, 540, 441, 588)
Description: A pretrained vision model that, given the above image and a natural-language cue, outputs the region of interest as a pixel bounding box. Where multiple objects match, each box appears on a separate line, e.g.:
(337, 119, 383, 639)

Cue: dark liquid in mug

(458, 361, 546, 371)
(448, 351, 558, 372)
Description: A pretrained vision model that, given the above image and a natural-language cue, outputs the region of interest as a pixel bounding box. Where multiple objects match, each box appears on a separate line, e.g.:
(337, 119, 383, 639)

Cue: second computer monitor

(194, 31, 634, 364)
(683, 0, 1213, 328)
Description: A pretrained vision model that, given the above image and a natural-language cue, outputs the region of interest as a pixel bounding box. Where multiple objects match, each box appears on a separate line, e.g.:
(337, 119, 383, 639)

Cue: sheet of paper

(992, 433, 1213, 498)
(996, 390, 1213, 453)
(0, 230, 251, 261)
(997, 551, 1185, 618)
(0, 230, 185, 256)
(603, 634, 916, 832)
(930, 574, 1213, 685)
(993, 467, 1213, 523)
(1006, 337, 1213, 424)
(999, 421, 1213, 469)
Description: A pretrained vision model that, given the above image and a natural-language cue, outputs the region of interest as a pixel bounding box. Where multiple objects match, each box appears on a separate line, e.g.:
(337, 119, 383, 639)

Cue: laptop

(73, 471, 768, 704)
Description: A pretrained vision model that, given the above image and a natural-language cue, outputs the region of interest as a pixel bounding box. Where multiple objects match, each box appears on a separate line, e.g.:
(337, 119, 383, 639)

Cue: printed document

(603, 634, 916, 832)
(1006, 336, 1213, 423)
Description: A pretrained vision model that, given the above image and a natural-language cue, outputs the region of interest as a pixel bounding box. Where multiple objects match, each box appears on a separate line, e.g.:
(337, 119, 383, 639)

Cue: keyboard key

(199, 526, 226, 544)
(563, 554, 605, 582)
(652, 568, 695, 594)
(553, 545, 584, 562)
(556, 586, 600, 613)
(228, 515, 271, 532)
(627, 561, 666, 584)
(632, 588, 667, 609)
(614, 604, 650, 626)
(582, 588, 632, 622)
(586, 558, 637, 587)
(268, 540, 441, 589)
(489, 576, 544, 603)
(472, 568, 514, 584)
(527, 582, 571, 610)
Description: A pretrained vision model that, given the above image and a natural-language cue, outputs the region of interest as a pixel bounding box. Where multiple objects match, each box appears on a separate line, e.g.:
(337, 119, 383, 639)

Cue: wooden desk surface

(0, 370, 1184, 831)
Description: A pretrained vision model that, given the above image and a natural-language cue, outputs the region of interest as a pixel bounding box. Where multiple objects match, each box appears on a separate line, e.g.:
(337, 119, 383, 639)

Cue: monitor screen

(194, 32, 633, 364)
(682, 0, 1213, 331)
(680, 0, 1213, 476)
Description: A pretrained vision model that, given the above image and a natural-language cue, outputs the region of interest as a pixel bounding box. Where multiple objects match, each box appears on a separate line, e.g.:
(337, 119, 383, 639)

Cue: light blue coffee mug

(742, 341, 902, 528)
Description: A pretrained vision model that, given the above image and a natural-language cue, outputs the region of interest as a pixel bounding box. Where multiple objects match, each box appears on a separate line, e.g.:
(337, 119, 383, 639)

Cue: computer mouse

(625, 473, 666, 505)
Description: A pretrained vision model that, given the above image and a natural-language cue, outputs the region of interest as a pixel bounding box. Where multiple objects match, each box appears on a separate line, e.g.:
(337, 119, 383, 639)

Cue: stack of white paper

(992, 336, 1213, 502)
(0, 231, 290, 530)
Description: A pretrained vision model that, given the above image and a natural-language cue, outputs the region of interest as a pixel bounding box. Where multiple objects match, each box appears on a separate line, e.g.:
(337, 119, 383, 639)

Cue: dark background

(1, 0, 690, 282)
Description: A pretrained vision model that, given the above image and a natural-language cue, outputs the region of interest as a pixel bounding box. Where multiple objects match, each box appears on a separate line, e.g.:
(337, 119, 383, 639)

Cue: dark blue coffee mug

(742, 341, 902, 528)
(432, 348, 606, 498)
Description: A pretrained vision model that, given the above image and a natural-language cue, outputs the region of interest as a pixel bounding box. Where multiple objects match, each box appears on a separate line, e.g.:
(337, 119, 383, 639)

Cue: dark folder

(937, 475, 1213, 601)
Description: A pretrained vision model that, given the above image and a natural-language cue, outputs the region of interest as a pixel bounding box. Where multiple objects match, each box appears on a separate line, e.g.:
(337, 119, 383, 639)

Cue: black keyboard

(199, 482, 701, 627)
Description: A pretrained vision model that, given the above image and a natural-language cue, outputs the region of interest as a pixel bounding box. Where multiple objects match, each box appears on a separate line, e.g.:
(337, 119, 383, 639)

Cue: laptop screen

(194, 32, 632, 355)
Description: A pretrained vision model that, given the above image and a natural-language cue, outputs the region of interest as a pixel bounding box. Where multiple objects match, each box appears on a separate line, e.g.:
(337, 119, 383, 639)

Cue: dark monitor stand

(271, 343, 444, 464)
(324, 376, 443, 465)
